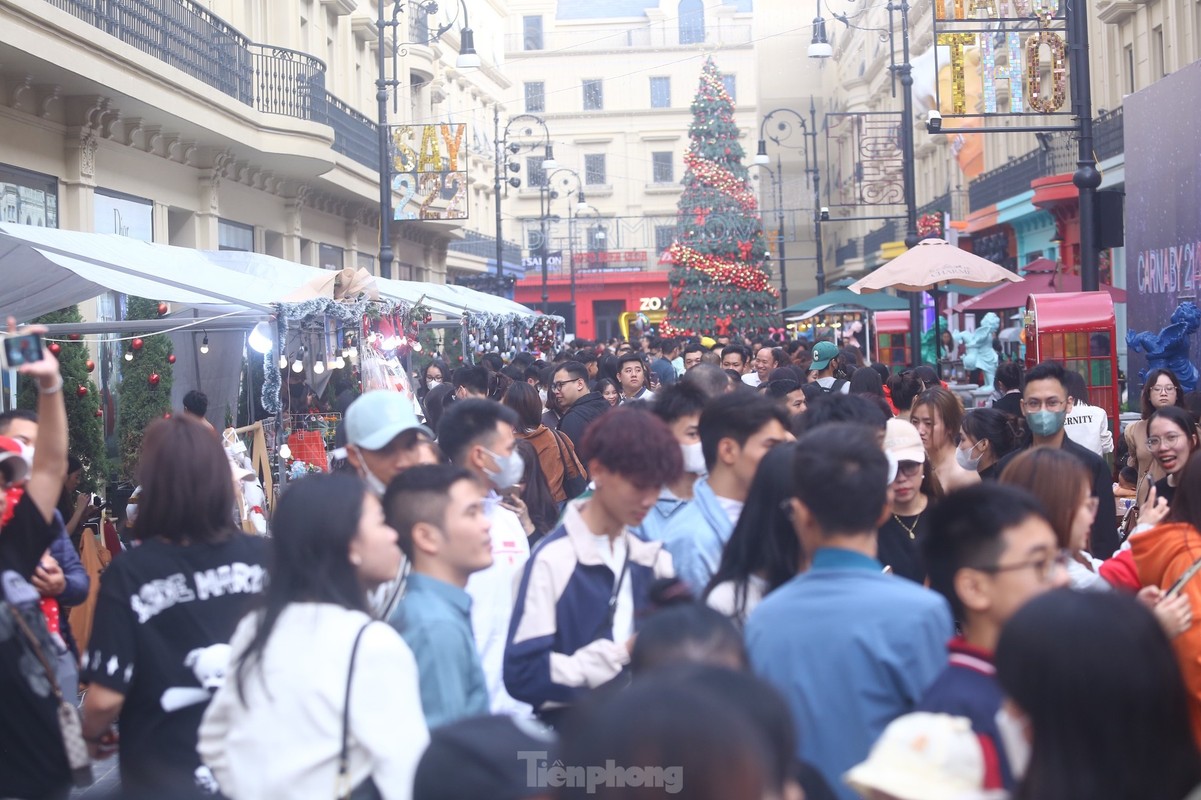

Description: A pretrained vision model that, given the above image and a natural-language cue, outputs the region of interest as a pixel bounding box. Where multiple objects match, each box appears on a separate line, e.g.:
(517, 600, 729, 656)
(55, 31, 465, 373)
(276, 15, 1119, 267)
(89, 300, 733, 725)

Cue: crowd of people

(9, 323, 1201, 800)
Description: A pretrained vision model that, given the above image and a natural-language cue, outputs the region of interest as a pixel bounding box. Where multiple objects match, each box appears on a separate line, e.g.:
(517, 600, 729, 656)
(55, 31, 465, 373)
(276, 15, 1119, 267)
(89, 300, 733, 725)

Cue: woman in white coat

(199, 472, 428, 800)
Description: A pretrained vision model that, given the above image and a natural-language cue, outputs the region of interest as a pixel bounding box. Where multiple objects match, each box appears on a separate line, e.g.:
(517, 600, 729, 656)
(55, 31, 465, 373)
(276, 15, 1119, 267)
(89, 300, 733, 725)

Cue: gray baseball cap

(344, 390, 433, 451)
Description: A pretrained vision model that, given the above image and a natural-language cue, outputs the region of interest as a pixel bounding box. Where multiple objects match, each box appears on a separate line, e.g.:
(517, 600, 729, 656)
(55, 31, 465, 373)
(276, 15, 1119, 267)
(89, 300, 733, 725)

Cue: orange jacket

(1132, 522, 1201, 748)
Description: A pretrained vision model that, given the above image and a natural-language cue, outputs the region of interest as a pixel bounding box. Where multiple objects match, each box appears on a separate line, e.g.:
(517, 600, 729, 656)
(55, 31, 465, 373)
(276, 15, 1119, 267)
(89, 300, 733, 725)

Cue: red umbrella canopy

(953, 259, 1126, 313)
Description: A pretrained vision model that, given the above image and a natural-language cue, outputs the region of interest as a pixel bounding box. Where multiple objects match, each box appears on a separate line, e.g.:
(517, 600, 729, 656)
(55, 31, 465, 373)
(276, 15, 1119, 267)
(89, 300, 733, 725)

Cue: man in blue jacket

(634, 383, 708, 543)
(746, 424, 954, 800)
(655, 393, 790, 593)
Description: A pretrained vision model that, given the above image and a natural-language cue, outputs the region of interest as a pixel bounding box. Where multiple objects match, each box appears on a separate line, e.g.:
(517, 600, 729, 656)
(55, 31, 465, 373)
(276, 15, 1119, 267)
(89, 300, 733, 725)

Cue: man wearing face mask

(994, 361, 1118, 559)
(635, 384, 708, 542)
(344, 390, 436, 497)
(437, 400, 533, 718)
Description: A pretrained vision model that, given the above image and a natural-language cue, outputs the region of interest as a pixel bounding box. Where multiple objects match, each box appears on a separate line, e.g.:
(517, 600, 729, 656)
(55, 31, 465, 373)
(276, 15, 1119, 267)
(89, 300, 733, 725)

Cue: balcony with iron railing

(863, 219, 902, 255)
(968, 108, 1126, 212)
(42, 0, 379, 170)
(448, 230, 523, 266)
(1094, 106, 1124, 162)
(968, 150, 1045, 211)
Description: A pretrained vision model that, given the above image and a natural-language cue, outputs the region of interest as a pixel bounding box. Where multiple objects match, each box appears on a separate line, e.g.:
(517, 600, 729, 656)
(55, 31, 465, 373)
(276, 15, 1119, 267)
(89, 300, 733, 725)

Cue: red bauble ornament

(131, 338, 144, 351)
(94, 409, 103, 418)
(76, 385, 88, 397)
(48, 342, 61, 355)
(157, 302, 168, 316)
(68, 333, 81, 341)
(148, 373, 160, 387)
(167, 354, 176, 364)
(85, 359, 95, 372)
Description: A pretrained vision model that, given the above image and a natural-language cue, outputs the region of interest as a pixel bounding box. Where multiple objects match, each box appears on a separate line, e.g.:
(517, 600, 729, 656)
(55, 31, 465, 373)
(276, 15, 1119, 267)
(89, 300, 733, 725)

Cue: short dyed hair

(577, 407, 683, 489)
(383, 464, 478, 559)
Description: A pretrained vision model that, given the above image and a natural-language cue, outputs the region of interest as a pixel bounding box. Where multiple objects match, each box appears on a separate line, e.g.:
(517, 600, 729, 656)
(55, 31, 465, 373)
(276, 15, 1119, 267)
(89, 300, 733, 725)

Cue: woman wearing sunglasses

(878, 418, 943, 583)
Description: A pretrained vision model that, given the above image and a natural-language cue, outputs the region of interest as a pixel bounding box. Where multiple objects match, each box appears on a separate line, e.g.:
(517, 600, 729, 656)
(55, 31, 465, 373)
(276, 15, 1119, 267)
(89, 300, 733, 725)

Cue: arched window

(679, 0, 705, 44)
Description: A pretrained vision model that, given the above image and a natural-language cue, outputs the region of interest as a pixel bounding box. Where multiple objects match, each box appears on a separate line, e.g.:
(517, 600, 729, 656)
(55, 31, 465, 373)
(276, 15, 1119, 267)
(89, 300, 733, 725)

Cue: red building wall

(514, 271, 671, 340)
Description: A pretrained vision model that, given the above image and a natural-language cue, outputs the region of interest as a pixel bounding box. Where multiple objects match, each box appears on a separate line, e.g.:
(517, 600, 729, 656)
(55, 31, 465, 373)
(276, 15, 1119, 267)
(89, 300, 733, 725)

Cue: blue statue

(1128, 301, 1201, 392)
(953, 312, 1002, 390)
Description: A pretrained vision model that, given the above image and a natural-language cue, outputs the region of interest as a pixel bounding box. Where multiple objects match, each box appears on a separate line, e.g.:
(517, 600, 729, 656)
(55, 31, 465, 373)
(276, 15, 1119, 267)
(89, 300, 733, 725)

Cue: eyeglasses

(977, 549, 1071, 583)
(893, 460, 922, 479)
(551, 378, 582, 392)
(1151, 385, 1178, 394)
(1022, 397, 1065, 412)
(1147, 432, 1185, 450)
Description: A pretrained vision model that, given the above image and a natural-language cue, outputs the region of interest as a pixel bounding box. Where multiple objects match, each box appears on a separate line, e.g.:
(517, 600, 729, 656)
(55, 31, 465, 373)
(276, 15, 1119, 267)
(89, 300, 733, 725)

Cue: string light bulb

(200, 332, 210, 355)
(124, 351, 134, 362)
(291, 359, 304, 373)
(279, 355, 289, 369)
(335, 356, 346, 369)
(312, 360, 325, 375)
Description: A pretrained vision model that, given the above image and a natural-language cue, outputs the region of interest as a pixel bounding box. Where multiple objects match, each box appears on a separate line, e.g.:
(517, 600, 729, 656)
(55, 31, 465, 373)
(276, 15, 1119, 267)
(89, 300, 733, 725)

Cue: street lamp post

(810, 0, 922, 361)
(494, 113, 556, 286)
(546, 168, 587, 326)
(755, 103, 827, 301)
(375, 1, 477, 280)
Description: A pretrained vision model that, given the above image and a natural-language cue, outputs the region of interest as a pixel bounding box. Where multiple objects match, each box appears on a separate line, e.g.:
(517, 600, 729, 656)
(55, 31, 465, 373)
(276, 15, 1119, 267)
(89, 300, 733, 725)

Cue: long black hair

(234, 473, 373, 703)
(996, 589, 1201, 800)
(703, 443, 800, 618)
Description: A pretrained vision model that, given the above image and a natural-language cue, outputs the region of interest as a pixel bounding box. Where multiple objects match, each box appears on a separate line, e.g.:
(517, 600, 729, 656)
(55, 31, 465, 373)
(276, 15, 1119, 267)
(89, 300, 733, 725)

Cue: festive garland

(683, 152, 758, 212)
(668, 242, 777, 295)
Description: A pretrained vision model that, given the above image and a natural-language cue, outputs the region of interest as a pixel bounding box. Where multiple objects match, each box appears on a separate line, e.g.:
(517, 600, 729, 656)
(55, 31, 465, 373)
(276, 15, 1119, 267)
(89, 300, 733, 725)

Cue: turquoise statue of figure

(1128, 301, 1201, 392)
(954, 312, 1001, 389)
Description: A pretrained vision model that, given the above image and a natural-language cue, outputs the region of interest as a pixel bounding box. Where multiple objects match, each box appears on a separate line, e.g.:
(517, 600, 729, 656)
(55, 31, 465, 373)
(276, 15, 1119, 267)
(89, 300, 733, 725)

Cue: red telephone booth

(1024, 292, 1119, 428)
(875, 310, 912, 373)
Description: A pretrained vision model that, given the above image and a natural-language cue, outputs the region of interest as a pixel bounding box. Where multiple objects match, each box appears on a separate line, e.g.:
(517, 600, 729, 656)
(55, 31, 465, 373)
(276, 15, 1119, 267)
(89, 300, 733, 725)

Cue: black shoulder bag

(336, 623, 382, 800)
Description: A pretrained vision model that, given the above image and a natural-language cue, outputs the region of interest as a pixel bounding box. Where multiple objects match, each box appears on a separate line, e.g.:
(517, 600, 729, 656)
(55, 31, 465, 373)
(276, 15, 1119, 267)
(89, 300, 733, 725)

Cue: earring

(350, 554, 363, 567)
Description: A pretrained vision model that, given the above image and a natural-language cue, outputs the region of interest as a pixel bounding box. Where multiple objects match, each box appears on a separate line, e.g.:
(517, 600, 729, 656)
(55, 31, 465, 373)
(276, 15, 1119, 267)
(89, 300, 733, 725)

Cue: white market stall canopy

(0, 223, 542, 322)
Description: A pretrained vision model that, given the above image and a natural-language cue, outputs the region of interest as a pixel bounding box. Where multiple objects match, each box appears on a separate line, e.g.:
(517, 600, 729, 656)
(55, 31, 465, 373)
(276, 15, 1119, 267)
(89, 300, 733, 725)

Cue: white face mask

(352, 446, 388, 497)
(483, 447, 525, 490)
(681, 441, 707, 475)
(995, 704, 1032, 781)
(955, 440, 985, 471)
(426, 379, 441, 389)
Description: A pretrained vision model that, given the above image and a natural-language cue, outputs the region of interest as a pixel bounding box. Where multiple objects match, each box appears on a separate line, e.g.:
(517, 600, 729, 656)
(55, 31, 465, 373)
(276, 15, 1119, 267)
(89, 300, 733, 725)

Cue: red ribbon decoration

(737, 240, 754, 261)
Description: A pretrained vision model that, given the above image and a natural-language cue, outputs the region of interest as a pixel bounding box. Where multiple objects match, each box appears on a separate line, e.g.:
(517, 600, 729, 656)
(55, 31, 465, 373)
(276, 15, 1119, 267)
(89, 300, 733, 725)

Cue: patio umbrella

(847, 238, 1025, 294)
(849, 238, 1022, 376)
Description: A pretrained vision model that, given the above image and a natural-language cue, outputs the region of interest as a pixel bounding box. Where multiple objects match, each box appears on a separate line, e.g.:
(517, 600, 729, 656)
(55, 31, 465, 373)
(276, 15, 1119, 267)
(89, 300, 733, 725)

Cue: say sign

(388, 123, 469, 221)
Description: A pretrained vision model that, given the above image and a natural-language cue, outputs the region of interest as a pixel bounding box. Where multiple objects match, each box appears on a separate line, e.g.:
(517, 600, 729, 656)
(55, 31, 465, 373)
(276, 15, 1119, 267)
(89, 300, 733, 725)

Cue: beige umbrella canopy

(848, 238, 1024, 294)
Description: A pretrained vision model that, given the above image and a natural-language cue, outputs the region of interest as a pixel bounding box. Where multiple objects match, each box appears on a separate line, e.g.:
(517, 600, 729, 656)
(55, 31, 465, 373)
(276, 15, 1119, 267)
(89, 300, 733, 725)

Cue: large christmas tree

(662, 57, 778, 338)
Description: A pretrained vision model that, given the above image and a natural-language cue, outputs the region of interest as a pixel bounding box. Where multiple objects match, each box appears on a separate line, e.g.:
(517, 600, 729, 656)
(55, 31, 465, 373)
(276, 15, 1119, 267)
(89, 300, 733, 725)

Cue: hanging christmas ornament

(157, 302, 168, 316)
(48, 343, 61, 355)
(85, 359, 95, 372)
(68, 333, 81, 341)
(167, 354, 176, 364)
(132, 338, 144, 351)
(148, 373, 160, 386)
(94, 409, 103, 418)
(76, 385, 88, 397)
